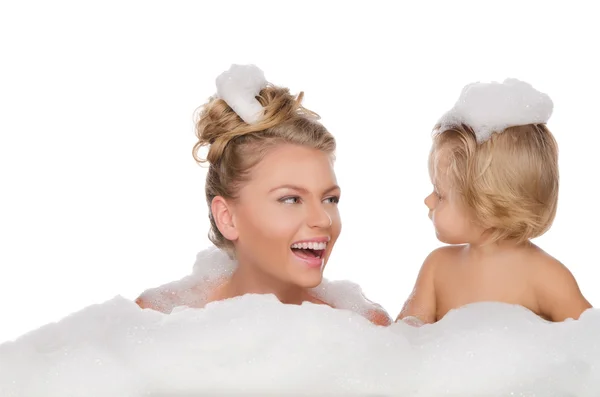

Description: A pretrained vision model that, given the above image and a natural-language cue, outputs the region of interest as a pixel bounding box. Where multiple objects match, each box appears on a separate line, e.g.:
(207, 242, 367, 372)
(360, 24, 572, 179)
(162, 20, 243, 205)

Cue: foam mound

(437, 78, 554, 142)
(1, 247, 599, 396)
(1, 296, 599, 396)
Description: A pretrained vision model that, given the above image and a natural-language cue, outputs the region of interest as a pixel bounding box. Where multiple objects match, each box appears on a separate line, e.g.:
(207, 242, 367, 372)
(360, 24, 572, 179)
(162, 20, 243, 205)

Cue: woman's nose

(307, 202, 332, 229)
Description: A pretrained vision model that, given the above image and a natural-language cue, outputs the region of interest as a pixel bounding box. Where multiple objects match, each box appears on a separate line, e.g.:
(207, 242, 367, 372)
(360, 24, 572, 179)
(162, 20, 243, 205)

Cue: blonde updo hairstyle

(193, 85, 336, 257)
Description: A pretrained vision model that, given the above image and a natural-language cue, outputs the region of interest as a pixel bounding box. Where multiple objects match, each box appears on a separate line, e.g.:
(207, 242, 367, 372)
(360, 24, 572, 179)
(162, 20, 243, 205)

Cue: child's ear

(211, 196, 239, 241)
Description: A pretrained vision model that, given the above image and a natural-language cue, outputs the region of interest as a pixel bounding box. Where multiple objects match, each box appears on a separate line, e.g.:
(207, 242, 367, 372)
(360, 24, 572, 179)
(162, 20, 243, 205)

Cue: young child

(398, 79, 592, 325)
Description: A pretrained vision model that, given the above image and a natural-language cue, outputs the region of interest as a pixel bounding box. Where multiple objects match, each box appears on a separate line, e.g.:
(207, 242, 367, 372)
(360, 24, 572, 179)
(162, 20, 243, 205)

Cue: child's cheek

(435, 207, 454, 234)
(431, 209, 444, 231)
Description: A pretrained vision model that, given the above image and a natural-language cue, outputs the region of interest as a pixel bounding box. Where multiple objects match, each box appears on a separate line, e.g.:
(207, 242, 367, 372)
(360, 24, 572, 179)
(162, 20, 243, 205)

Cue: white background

(1, 1, 598, 343)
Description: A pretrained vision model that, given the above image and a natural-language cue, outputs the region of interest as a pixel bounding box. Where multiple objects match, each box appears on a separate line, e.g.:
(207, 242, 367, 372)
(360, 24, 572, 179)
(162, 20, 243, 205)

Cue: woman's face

(224, 143, 341, 289)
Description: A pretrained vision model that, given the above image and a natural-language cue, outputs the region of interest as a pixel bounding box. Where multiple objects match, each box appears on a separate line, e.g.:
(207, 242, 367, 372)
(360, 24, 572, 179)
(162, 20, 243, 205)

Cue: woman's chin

(291, 271, 323, 289)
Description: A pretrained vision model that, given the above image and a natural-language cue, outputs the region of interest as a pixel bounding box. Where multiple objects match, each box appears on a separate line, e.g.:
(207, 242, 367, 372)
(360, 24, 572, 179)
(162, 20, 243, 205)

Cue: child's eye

(324, 196, 340, 204)
(279, 196, 300, 204)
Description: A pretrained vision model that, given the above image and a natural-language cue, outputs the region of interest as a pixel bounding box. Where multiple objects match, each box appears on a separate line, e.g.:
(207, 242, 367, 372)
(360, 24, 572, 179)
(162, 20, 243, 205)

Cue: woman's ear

(211, 196, 239, 241)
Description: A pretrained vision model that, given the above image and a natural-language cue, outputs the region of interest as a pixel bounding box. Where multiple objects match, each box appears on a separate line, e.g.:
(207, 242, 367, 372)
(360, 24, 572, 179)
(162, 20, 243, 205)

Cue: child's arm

(535, 256, 592, 322)
(395, 248, 441, 325)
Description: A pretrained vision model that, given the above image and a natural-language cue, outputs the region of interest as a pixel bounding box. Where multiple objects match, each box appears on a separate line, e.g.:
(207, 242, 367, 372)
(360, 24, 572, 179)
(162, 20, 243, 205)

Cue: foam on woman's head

(215, 64, 268, 125)
(436, 78, 554, 142)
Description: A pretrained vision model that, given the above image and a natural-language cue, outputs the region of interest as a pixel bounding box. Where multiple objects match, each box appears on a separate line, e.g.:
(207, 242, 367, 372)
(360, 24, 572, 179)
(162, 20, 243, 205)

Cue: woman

(136, 64, 391, 326)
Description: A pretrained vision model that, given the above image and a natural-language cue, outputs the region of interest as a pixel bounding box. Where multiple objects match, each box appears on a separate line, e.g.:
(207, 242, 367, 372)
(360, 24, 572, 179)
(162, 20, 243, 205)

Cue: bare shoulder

(396, 245, 465, 324)
(527, 244, 574, 279)
(367, 307, 393, 326)
(356, 291, 393, 326)
(529, 245, 592, 321)
(428, 244, 465, 260)
(424, 245, 465, 275)
(135, 288, 173, 313)
(135, 275, 210, 314)
(314, 290, 392, 326)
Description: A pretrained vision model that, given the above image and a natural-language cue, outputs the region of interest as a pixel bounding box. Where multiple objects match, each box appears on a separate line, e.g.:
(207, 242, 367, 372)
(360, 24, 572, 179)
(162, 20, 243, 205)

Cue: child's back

(408, 242, 591, 323)
(398, 79, 592, 325)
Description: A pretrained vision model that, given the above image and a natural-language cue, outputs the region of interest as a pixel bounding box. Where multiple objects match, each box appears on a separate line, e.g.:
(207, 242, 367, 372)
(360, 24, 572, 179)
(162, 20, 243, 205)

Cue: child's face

(424, 149, 481, 244)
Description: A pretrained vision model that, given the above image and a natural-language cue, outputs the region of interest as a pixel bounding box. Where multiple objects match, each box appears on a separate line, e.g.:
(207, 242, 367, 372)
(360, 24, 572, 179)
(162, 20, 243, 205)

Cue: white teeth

(291, 242, 327, 250)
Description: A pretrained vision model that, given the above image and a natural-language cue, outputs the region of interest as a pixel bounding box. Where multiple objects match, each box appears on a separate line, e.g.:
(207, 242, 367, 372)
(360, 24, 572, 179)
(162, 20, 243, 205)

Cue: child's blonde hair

(429, 123, 559, 243)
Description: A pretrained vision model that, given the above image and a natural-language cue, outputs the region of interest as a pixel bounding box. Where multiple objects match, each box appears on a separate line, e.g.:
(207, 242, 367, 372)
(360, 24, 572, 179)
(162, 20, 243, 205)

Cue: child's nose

(424, 193, 435, 210)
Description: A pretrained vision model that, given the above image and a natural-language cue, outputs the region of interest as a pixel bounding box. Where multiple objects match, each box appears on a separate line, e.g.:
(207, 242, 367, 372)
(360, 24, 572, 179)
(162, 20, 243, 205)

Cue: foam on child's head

(436, 78, 554, 142)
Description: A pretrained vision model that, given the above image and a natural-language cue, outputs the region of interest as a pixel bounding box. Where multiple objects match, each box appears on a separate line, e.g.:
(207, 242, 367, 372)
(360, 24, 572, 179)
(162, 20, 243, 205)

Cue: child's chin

(436, 231, 465, 245)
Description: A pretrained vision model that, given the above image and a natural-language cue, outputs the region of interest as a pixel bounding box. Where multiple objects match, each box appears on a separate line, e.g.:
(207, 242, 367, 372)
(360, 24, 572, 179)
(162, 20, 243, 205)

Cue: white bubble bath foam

(1, 248, 599, 396)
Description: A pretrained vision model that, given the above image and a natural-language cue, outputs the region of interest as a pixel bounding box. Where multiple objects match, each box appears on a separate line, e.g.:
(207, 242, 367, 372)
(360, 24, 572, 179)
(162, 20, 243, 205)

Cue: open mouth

(290, 241, 326, 260)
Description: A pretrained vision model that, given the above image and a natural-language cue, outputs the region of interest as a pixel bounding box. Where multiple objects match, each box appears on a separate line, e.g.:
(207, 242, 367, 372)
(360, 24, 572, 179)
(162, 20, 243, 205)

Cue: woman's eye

(280, 196, 300, 204)
(324, 196, 340, 204)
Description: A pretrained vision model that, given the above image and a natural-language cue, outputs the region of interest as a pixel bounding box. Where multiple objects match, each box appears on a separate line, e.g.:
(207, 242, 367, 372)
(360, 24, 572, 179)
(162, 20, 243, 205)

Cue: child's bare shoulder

(415, 245, 466, 290)
(522, 244, 574, 286)
(525, 244, 572, 275)
(427, 244, 465, 262)
(424, 244, 466, 272)
(396, 245, 464, 324)
(526, 244, 592, 321)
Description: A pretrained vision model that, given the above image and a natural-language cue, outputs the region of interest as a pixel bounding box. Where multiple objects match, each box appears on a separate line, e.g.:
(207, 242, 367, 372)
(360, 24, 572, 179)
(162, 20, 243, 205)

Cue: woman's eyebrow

(269, 184, 340, 194)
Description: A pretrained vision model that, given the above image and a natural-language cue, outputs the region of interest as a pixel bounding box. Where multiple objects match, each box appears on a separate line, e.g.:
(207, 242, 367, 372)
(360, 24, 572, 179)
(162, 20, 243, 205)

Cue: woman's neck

(221, 263, 310, 305)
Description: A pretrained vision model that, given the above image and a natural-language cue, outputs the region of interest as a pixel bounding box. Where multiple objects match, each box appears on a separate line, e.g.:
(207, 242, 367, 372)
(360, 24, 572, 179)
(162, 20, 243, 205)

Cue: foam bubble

(135, 247, 235, 313)
(215, 64, 268, 124)
(309, 279, 385, 318)
(1, 296, 599, 396)
(437, 78, 554, 142)
(138, 247, 383, 318)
